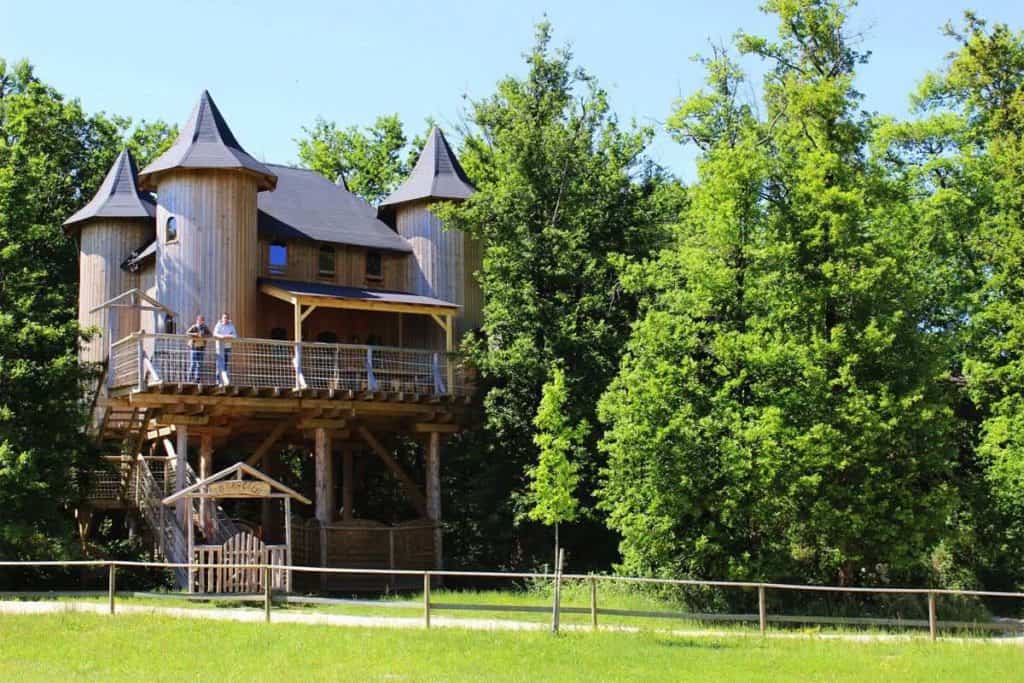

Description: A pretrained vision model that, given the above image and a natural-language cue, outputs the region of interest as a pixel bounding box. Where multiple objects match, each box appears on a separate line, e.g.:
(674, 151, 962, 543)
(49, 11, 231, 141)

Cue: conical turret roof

(379, 127, 474, 209)
(138, 90, 277, 191)
(64, 149, 155, 231)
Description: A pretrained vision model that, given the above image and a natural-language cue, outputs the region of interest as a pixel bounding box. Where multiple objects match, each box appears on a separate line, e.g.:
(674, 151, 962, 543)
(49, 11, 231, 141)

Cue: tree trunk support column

(426, 431, 442, 570)
(314, 428, 333, 587)
(175, 425, 188, 529)
(199, 433, 213, 532)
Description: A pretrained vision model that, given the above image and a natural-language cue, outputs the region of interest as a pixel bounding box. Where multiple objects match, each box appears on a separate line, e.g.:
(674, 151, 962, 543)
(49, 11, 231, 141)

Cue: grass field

(1, 612, 1022, 682)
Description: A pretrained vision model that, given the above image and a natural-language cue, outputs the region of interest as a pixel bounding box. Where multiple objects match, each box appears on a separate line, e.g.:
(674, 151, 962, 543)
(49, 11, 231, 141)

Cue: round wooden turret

(138, 91, 277, 338)
(379, 128, 481, 335)
(64, 149, 155, 362)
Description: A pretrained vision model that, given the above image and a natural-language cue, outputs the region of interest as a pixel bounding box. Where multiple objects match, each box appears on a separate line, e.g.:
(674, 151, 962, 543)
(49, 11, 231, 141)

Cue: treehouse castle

(66, 91, 480, 592)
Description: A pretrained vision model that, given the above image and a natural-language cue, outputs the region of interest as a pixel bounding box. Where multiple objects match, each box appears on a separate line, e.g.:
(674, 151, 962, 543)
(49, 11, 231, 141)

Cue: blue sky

(2, 1, 1021, 180)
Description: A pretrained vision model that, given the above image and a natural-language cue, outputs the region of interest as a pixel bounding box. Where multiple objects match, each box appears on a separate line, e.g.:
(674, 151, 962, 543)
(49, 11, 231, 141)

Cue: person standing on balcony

(186, 314, 211, 383)
(214, 312, 238, 386)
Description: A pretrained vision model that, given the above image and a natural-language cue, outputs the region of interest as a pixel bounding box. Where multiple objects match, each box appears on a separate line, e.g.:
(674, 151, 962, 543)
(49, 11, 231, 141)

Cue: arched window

(165, 216, 178, 243)
(318, 245, 336, 279)
(269, 241, 288, 276)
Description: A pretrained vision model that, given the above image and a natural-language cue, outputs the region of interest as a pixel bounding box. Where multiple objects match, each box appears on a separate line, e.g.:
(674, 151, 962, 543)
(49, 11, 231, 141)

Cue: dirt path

(1, 600, 1020, 644)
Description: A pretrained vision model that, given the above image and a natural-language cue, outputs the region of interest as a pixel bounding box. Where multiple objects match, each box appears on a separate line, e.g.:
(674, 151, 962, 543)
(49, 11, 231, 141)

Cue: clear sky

(2, 0, 1021, 181)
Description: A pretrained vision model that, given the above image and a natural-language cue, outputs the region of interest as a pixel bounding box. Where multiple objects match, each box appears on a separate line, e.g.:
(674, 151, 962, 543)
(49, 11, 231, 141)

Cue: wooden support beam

(356, 426, 427, 517)
(413, 423, 460, 434)
(157, 414, 209, 426)
(300, 304, 318, 322)
(426, 431, 443, 570)
(245, 420, 293, 466)
(341, 446, 354, 522)
(199, 433, 214, 531)
(175, 424, 188, 528)
(298, 418, 347, 430)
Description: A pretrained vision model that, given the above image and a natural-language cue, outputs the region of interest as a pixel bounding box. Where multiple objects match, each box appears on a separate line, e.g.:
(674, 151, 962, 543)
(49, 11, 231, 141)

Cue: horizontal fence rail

(1, 560, 1023, 639)
(108, 333, 471, 398)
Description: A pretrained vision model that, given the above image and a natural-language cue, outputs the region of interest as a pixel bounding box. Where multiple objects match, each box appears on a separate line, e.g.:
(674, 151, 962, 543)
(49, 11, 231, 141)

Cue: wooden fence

(1, 559, 1022, 640)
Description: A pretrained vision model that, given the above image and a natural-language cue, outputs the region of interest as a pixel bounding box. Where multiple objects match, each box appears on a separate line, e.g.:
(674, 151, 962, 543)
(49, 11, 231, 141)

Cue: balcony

(108, 333, 472, 399)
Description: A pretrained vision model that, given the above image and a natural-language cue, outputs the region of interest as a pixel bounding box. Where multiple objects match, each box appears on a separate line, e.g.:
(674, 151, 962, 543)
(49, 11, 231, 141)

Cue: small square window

(366, 251, 383, 280)
(318, 245, 336, 278)
(269, 242, 288, 276)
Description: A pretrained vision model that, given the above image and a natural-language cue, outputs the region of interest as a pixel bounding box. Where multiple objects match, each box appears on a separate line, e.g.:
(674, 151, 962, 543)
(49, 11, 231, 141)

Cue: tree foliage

(599, 1, 957, 585)
(296, 114, 424, 204)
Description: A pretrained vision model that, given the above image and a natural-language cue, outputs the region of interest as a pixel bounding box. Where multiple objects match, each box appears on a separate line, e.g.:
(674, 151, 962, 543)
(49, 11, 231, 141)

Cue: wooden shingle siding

(258, 238, 410, 291)
(77, 219, 153, 362)
(155, 170, 260, 337)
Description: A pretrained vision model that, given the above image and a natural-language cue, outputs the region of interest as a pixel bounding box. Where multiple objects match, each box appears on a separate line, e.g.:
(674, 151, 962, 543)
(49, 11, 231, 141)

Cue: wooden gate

(192, 531, 288, 593)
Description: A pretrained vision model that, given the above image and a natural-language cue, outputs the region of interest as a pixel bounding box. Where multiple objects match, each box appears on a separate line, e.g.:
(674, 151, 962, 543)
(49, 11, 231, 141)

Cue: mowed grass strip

(1, 613, 1022, 682)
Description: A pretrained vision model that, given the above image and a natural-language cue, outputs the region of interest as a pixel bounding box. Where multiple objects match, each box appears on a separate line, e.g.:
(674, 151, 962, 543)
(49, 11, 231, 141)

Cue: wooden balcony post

(175, 425, 188, 529)
(315, 427, 333, 588)
(199, 433, 213, 532)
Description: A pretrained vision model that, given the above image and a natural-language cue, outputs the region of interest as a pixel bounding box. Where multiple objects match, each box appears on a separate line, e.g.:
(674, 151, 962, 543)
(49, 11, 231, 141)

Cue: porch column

(175, 424, 188, 529)
(199, 433, 213, 532)
(341, 445, 354, 522)
(426, 431, 442, 570)
(315, 427, 333, 587)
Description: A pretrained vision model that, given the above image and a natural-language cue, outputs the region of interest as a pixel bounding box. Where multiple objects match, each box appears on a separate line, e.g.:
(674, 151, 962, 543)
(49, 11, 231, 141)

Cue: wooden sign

(208, 480, 271, 498)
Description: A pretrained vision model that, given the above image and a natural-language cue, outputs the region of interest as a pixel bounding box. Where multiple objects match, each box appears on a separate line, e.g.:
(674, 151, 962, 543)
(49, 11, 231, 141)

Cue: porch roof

(258, 278, 459, 316)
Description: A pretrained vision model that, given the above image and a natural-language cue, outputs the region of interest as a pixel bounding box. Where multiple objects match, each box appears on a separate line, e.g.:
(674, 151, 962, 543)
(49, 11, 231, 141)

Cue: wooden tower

(64, 149, 155, 362)
(379, 127, 482, 338)
(137, 91, 277, 338)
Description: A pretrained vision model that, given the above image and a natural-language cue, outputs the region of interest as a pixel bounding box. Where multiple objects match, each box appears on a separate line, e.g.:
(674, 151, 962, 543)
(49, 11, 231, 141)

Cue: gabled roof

(63, 149, 155, 231)
(378, 127, 475, 209)
(258, 165, 411, 252)
(138, 90, 277, 191)
(161, 461, 311, 505)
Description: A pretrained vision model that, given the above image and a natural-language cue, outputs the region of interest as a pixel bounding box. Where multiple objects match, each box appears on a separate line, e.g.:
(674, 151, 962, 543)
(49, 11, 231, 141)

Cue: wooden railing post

(928, 591, 938, 641)
(590, 576, 598, 630)
(423, 572, 431, 629)
(758, 585, 767, 636)
(108, 563, 116, 616)
(136, 335, 147, 391)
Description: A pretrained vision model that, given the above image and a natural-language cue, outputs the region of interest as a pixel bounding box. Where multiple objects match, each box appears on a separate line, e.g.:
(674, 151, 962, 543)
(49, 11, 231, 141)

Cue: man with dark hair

(186, 314, 210, 384)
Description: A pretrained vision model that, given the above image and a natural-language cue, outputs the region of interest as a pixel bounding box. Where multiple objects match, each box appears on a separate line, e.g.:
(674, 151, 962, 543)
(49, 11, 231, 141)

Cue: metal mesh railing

(108, 334, 471, 397)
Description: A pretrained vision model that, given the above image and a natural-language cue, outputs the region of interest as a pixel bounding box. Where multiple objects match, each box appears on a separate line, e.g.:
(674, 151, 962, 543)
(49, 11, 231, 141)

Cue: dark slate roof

(260, 278, 458, 309)
(64, 149, 155, 230)
(378, 127, 475, 209)
(258, 165, 411, 252)
(138, 90, 277, 191)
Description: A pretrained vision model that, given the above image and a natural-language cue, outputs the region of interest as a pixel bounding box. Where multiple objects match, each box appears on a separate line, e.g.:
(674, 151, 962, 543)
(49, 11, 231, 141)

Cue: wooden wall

(77, 219, 153, 362)
(155, 170, 260, 337)
(395, 201, 482, 339)
(140, 261, 157, 334)
(258, 238, 409, 292)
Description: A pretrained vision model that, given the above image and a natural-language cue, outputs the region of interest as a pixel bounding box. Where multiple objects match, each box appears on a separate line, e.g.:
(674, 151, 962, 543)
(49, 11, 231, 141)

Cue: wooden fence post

(108, 563, 116, 616)
(758, 585, 767, 636)
(423, 572, 431, 629)
(928, 591, 937, 641)
(590, 576, 598, 630)
(264, 566, 272, 623)
(551, 548, 565, 634)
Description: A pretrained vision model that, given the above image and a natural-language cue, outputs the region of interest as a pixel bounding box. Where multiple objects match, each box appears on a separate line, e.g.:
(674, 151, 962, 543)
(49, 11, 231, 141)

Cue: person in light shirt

(214, 312, 238, 385)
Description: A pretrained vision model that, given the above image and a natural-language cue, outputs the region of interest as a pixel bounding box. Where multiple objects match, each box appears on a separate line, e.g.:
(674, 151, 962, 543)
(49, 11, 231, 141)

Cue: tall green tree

(439, 22, 676, 569)
(296, 114, 422, 204)
(599, 1, 957, 585)
(907, 15, 1024, 587)
(524, 364, 585, 565)
(0, 59, 173, 566)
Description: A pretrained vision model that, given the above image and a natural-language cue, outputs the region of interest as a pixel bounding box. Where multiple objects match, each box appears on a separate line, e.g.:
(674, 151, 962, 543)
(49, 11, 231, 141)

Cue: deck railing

(109, 333, 471, 398)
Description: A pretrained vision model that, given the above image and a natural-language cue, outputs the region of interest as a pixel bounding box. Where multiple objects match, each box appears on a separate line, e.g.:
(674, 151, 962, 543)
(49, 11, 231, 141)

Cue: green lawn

(0, 613, 1021, 682)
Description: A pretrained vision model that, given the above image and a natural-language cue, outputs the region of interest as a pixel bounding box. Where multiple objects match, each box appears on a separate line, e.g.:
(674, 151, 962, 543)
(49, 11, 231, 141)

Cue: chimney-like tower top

(379, 127, 474, 210)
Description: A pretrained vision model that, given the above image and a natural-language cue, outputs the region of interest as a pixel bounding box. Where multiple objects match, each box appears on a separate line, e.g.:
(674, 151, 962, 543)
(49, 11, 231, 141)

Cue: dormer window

(165, 216, 178, 243)
(269, 241, 288, 276)
(366, 251, 383, 281)
(318, 245, 336, 279)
